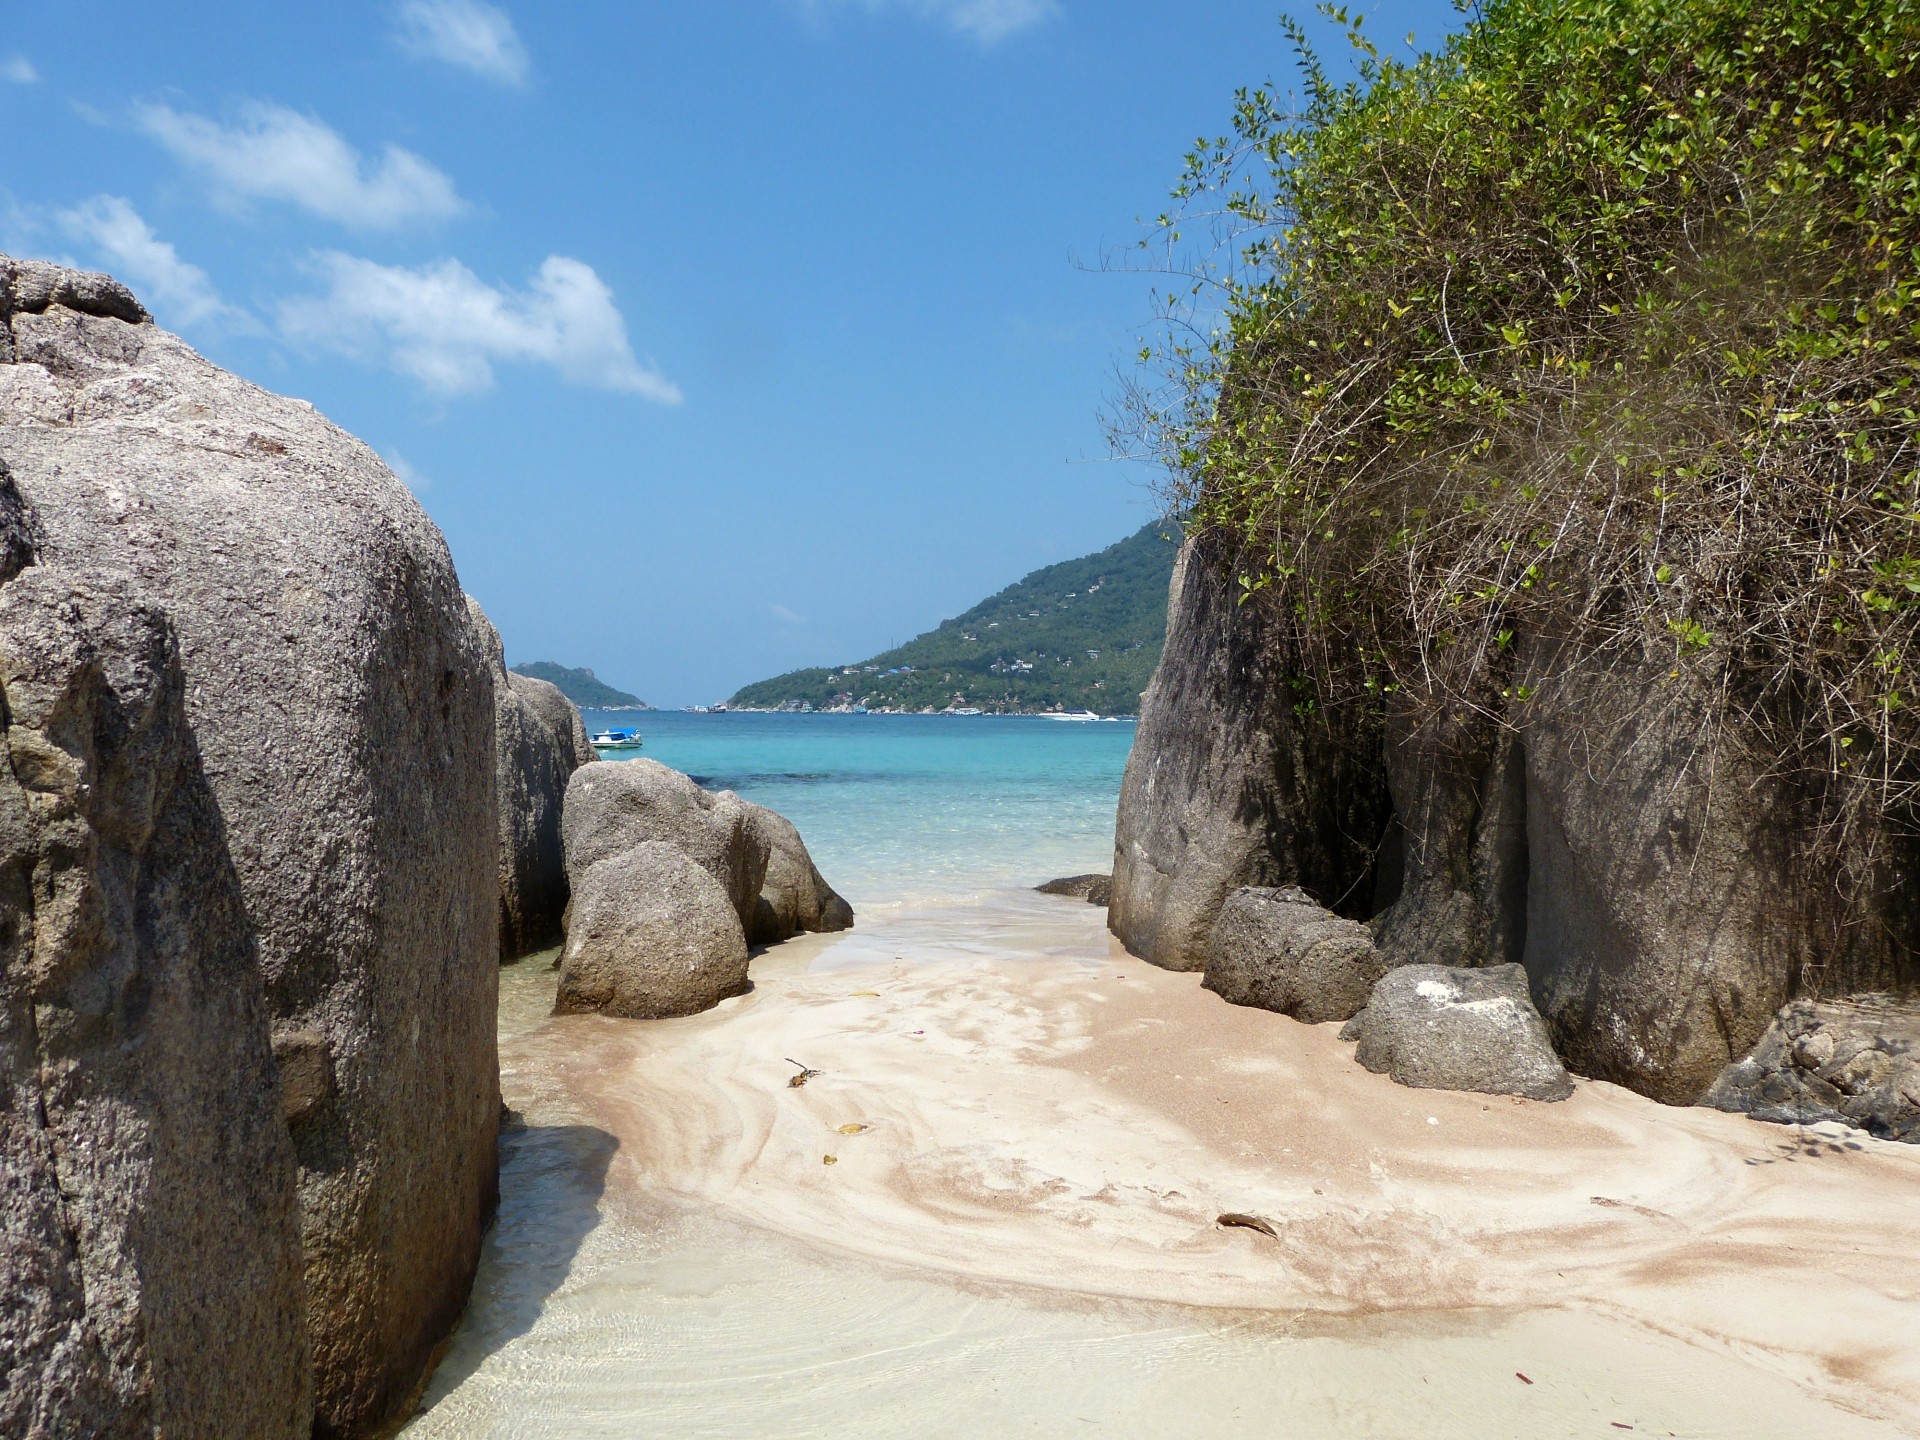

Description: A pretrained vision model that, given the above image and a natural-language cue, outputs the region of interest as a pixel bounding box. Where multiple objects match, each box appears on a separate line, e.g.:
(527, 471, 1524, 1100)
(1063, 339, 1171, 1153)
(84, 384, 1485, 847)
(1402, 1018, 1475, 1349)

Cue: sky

(1, 0, 1456, 706)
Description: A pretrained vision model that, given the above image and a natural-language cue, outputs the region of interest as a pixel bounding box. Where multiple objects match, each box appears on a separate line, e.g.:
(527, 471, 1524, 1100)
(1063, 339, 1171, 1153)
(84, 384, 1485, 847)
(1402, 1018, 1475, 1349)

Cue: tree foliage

(1122, 0, 1920, 840)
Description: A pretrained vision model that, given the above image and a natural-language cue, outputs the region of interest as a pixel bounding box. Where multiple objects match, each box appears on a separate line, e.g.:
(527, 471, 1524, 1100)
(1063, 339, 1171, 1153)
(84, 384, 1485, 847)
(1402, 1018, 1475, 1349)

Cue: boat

(952, 707, 983, 716)
(1038, 709, 1101, 722)
(589, 728, 643, 751)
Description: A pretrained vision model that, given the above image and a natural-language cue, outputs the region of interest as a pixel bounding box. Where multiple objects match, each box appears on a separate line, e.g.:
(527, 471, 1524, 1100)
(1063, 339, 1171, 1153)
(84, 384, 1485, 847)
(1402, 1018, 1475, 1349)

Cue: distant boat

(1039, 709, 1101, 722)
(590, 728, 643, 750)
(952, 707, 983, 716)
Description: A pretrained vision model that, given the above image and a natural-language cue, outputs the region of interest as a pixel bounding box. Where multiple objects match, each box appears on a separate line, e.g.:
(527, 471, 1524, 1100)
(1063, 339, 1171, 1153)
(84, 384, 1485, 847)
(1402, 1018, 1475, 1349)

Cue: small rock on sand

(1349, 964, 1574, 1101)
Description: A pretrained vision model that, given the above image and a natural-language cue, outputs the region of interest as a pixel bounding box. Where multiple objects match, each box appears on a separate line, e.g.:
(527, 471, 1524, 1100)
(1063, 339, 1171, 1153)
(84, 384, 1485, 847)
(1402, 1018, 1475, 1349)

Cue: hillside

(510, 661, 652, 711)
(729, 521, 1178, 714)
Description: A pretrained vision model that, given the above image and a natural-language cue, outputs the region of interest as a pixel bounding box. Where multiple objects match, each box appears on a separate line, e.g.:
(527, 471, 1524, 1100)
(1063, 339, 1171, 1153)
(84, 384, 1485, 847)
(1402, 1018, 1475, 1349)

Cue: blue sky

(2, 0, 1454, 706)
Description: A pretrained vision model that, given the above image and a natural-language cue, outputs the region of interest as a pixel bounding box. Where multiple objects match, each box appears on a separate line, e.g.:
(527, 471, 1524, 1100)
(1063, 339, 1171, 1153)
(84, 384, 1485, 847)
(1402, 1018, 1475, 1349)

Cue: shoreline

(422, 888, 1920, 1436)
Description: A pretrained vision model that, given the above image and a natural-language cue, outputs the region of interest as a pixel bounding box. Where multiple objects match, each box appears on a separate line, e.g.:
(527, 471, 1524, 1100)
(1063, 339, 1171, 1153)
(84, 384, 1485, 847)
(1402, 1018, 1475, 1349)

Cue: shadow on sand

(411, 1118, 619, 1412)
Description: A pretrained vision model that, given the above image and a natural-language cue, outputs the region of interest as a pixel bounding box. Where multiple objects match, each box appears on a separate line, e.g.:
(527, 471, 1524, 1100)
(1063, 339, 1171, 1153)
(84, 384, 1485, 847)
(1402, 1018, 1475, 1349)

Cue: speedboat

(589, 728, 643, 751)
(1038, 709, 1101, 721)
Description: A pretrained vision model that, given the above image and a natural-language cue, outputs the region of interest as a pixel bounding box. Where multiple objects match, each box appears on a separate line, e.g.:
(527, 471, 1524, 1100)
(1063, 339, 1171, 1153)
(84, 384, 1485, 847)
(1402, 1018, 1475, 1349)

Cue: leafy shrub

(1125, 0, 1920, 848)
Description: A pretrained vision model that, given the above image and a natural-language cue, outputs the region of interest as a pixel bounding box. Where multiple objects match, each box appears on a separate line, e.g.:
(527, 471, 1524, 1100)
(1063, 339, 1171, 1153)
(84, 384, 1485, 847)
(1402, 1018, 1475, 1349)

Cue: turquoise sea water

(579, 711, 1136, 904)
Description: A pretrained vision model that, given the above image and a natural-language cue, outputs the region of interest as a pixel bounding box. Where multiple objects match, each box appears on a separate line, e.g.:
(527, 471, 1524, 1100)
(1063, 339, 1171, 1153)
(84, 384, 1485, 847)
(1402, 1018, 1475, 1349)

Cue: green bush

(1128, 0, 1920, 831)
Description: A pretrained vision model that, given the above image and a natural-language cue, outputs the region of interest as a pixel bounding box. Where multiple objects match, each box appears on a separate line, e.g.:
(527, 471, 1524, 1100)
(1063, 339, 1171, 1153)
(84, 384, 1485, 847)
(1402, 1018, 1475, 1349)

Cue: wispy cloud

(394, 0, 529, 85)
(3, 55, 38, 84)
(809, 0, 1059, 44)
(770, 604, 807, 625)
(279, 252, 681, 401)
(136, 101, 466, 230)
(55, 196, 242, 330)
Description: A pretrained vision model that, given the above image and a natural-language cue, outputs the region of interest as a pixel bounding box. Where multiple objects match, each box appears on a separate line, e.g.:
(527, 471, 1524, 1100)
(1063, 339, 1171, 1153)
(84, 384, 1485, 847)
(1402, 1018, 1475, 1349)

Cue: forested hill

(509, 661, 652, 710)
(729, 521, 1179, 713)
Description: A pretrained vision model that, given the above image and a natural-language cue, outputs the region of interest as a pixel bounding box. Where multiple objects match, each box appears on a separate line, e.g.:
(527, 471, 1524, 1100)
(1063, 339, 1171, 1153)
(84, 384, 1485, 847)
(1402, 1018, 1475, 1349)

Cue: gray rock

(469, 598, 595, 960)
(1, 255, 149, 328)
(745, 803, 853, 945)
(1369, 706, 1529, 972)
(1109, 536, 1389, 971)
(1203, 886, 1386, 1024)
(555, 843, 751, 1018)
(1350, 964, 1574, 1101)
(1036, 873, 1112, 906)
(0, 254, 499, 1437)
(1705, 996, 1920, 1142)
(1517, 643, 1825, 1104)
(0, 564, 310, 1438)
(563, 759, 768, 933)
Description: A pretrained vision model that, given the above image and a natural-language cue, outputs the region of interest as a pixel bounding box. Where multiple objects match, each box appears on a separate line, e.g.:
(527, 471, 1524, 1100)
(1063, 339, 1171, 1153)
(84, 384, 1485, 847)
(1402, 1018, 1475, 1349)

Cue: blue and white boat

(590, 728, 643, 751)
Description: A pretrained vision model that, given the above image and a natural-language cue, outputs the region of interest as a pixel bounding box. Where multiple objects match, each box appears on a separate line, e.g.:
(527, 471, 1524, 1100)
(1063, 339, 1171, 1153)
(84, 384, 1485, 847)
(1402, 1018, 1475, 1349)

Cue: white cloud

(136, 101, 466, 230)
(770, 604, 807, 625)
(280, 252, 682, 402)
(394, 0, 529, 84)
(4, 55, 38, 84)
(54, 196, 239, 330)
(815, 0, 1059, 44)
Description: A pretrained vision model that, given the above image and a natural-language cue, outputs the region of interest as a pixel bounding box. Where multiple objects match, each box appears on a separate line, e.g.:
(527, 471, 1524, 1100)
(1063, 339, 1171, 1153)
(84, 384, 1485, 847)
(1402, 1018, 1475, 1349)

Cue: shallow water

(407, 714, 1917, 1438)
(578, 711, 1134, 903)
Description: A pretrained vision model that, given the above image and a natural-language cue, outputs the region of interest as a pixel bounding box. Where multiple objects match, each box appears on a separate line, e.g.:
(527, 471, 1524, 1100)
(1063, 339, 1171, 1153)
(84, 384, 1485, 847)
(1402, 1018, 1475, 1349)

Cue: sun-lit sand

(409, 891, 1920, 1438)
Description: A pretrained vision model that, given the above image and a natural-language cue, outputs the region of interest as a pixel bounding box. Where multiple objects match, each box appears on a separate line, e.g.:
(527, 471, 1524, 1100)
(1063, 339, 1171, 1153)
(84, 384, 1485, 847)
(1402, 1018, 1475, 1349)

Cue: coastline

(413, 889, 1920, 1436)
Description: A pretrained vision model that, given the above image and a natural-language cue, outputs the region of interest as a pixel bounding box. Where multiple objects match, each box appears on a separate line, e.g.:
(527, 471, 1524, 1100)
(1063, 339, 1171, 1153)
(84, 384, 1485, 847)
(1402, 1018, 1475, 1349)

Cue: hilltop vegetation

(730, 522, 1178, 713)
(1127, 0, 1920, 844)
(510, 661, 651, 710)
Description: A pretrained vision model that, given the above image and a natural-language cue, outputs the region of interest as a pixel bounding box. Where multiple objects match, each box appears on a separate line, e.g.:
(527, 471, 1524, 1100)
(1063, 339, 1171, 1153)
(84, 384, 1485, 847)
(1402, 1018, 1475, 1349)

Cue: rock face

(0, 255, 500, 1438)
(555, 842, 752, 1018)
(1349, 964, 1574, 1101)
(1036, 873, 1112, 906)
(1514, 643, 1834, 1104)
(0, 558, 311, 1438)
(1203, 886, 1385, 1024)
(469, 598, 596, 960)
(744, 803, 853, 945)
(562, 760, 767, 932)
(1705, 997, 1920, 1142)
(1110, 531, 1917, 1105)
(1109, 536, 1388, 972)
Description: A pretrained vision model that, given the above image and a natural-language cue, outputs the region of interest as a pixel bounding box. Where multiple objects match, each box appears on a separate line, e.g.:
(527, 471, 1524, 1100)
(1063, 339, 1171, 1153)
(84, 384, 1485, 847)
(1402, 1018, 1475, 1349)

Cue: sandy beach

(410, 890, 1920, 1437)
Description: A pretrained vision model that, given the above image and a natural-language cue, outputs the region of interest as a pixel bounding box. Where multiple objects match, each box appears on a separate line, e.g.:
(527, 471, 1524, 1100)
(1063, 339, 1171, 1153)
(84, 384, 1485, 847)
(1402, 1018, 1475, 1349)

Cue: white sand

(410, 891, 1920, 1437)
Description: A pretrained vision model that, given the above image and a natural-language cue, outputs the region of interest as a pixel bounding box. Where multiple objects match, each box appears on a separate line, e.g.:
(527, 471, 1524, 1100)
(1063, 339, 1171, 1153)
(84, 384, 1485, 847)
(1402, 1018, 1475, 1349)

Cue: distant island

(511, 662, 652, 711)
(729, 521, 1177, 714)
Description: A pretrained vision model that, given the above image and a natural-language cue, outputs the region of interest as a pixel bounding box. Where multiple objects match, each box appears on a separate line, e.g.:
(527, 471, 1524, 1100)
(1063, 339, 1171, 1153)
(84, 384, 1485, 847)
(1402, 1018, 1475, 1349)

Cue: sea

(581, 710, 1137, 904)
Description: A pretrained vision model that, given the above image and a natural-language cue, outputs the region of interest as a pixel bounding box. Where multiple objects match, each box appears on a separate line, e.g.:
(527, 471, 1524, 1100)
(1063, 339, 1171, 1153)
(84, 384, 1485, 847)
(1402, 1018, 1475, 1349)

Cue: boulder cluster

(0, 256, 497, 1437)
(1111, 536, 1917, 1128)
(0, 254, 850, 1437)
(556, 759, 850, 1019)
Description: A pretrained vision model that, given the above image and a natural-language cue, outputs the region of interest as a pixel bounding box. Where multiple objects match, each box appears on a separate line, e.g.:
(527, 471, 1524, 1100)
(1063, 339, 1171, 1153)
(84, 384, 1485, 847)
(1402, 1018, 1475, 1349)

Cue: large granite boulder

(1203, 885, 1385, 1024)
(744, 802, 853, 945)
(1109, 535, 1388, 971)
(1347, 963, 1574, 1101)
(469, 598, 595, 960)
(1705, 996, 1920, 1142)
(555, 842, 751, 1018)
(563, 759, 767, 932)
(0, 558, 310, 1437)
(1112, 533, 1917, 1105)
(0, 255, 499, 1438)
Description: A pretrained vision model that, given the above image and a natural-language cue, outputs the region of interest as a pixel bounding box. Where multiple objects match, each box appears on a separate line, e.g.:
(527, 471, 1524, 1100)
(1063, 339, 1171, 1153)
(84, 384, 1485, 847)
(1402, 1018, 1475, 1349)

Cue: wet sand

(409, 891, 1920, 1437)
